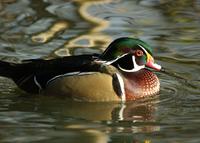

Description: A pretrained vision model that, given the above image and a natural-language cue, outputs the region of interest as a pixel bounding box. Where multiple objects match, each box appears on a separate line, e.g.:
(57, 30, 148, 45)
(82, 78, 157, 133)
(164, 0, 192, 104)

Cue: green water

(0, 0, 200, 143)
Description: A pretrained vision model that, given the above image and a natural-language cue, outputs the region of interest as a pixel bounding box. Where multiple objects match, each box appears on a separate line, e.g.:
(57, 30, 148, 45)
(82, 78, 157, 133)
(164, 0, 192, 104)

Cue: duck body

(43, 68, 160, 102)
(0, 37, 161, 102)
(43, 72, 122, 102)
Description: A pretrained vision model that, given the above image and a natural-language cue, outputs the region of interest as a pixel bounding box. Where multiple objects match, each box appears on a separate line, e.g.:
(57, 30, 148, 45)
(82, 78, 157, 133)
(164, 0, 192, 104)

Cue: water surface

(0, 0, 200, 143)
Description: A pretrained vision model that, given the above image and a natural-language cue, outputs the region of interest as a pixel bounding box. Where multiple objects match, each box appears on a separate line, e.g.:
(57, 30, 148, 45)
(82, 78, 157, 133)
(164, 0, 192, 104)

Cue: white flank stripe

(46, 71, 96, 86)
(116, 73, 126, 102)
(34, 76, 42, 90)
(78, 72, 96, 76)
(46, 72, 80, 86)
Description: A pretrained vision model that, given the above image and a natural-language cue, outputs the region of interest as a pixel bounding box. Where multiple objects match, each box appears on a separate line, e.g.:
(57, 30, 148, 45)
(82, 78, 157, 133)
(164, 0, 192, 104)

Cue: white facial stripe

(99, 45, 149, 72)
(103, 53, 129, 65)
(132, 55, 145, 71)
(118, 55, 145, 72)
(138, 44, 161, 70)
(138, 44, 150, 56)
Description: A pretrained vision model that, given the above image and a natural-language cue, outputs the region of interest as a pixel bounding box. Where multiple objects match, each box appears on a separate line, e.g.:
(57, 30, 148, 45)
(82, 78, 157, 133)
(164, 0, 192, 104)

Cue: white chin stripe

(118, 56, 145, 72)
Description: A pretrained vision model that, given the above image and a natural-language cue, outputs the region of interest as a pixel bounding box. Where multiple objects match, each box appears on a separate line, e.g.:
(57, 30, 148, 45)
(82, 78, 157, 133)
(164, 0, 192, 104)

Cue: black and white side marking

(115, 73, 126, 102)
(34, 76, 42, 92)
(45, 71, 97, 87)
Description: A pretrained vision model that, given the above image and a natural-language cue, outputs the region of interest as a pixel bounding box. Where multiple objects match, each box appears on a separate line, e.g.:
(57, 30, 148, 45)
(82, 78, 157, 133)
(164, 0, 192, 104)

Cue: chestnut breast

(122, 69, 160, 100)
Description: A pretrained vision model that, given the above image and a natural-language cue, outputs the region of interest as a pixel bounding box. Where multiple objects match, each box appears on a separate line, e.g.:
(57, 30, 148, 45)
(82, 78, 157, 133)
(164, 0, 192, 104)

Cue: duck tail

(0, 60, 16, 78)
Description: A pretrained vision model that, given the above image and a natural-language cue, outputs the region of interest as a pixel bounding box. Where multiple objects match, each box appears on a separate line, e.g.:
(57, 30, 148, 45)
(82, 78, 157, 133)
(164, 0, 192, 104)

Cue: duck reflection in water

(7, 96, 159, 143)
(8, 95, 159, 127)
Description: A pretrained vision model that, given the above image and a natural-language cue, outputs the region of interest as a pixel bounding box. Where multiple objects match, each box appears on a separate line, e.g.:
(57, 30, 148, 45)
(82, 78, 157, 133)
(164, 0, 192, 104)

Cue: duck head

(100, 37, 161, 100)
(100, 37, 161, 72)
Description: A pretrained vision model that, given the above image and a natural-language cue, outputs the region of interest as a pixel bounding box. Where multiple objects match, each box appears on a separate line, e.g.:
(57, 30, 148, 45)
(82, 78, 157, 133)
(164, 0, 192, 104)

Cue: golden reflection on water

(31, 20, 69, 43)
(62, 0, 113, 54)
(64, 125, 109, 143)
(76, 0, 111, 32)
(30, 0, 113, 57)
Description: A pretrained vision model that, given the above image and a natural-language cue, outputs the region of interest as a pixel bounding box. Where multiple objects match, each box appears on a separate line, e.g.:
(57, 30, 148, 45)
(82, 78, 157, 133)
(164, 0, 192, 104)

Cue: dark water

(0, 0, 200, 142)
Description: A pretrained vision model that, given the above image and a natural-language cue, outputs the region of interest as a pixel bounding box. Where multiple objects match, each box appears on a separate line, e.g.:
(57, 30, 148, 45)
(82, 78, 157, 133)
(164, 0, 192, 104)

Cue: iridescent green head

(100, 37, 161, 72)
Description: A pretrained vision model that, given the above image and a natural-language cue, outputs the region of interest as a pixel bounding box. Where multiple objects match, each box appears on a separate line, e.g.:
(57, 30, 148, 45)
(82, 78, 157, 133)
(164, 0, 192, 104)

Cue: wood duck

(0, 37, 161, 102)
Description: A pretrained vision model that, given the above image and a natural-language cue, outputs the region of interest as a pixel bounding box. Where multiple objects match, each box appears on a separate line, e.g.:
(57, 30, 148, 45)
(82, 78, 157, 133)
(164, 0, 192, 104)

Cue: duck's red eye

(135, 50, 144, 57)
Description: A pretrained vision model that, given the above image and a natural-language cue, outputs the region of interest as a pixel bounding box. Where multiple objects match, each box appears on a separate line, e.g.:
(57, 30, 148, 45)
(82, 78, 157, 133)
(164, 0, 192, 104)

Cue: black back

(7, 54, 99, 93)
